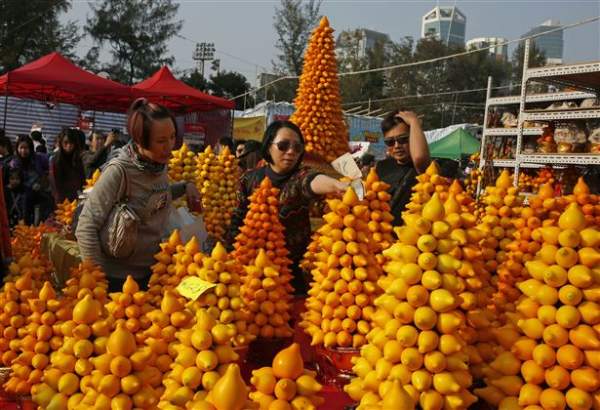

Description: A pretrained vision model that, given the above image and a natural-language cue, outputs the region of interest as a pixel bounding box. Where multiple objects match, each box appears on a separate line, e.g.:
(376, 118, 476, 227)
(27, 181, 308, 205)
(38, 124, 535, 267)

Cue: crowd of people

(0, 126, 126, 227)
(1, 99, 432, 295)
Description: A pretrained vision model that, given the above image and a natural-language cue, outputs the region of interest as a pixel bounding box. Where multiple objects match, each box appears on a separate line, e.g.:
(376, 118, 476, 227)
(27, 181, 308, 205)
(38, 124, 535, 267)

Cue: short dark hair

(260, 120, 304, 164)
(219, 137, 234, 151)
(127, 98, 177, 149)
(381, 110, 408, 135)
(0, 134, 13, 156)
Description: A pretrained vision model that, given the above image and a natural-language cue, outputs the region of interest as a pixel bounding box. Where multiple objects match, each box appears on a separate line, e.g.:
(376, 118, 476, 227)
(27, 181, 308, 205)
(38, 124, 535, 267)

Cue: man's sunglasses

(272, 140, 304, 153)
(384, 135, 409, 147)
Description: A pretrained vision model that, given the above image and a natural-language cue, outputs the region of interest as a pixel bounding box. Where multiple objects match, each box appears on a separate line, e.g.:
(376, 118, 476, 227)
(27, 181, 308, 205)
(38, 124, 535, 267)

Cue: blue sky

(69, 0, 600, 84)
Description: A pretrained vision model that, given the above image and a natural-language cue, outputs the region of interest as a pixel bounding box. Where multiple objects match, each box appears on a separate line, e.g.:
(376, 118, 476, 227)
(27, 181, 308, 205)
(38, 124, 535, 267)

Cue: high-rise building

(336, 28, 391, 60)
(522, 19, 564, 64)
(466, 37, 509, 61)
(421, 6, 466, 46)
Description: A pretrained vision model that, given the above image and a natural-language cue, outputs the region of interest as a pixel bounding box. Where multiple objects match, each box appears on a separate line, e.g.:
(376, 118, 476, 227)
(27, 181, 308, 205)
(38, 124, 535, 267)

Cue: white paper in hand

(350, 179, 365, 200)
(331, 153, 362, 180)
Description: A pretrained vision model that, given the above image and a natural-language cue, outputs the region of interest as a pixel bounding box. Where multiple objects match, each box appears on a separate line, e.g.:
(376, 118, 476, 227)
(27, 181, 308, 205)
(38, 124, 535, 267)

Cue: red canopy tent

(132, 66, 234, 113)
(0, 52, 133, 113)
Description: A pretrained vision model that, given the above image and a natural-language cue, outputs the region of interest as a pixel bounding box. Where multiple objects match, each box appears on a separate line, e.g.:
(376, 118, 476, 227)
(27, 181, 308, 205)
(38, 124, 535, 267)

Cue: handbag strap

(113, 162, 131, 202)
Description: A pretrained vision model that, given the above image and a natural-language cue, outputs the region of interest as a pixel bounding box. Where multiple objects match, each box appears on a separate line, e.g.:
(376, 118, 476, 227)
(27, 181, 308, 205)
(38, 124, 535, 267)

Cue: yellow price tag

(176, 276, 216, 300)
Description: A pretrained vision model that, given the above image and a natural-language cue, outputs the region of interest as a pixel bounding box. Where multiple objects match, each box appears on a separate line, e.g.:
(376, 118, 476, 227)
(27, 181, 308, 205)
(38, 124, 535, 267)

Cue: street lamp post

(193, 42, 216, 78)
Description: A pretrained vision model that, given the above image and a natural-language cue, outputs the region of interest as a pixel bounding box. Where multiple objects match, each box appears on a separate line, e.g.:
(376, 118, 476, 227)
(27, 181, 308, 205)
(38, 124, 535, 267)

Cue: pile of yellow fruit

(199, 147, 240, 241)
(480, 203, 600, 409)
(241, 249, 293, 339)
(169, 143, 197, 182)
(345, 194, 479, 410)
(85, 168, 101, 189)
(188, 242, 252, 347)
(157, 308, 244, 409)
(249, 343, 324, 409)
(55, 199, 77, 229)
(289, 16, 349, 162)
(300, 187, 383, 349)
(9, 222, 55, 261)
(148, 230, 184, 304)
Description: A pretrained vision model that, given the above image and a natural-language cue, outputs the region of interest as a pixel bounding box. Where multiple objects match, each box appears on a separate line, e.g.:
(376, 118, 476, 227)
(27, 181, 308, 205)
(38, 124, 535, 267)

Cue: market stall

(1, 17, 599, 410)
(133, 66, 234, 147)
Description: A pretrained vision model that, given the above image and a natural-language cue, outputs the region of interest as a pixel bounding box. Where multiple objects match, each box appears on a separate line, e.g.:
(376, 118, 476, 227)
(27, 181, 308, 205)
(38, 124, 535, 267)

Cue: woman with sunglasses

(226, 120, 348, 295)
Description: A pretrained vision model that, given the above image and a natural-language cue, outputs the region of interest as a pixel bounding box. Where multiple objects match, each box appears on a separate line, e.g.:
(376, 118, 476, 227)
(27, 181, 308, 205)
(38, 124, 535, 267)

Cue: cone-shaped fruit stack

(0, 269, 40, 369)
(149, 230, 184, 304)
(9, 222, 55, 266)
(158, 308, 242, 409)
(300, 187, 384, 349)
(169, 143, 196, 182)
(202, 147, 241, 241)
(249, 343, 324, 409)
(3, 281, 57, 395)
(187, 242, 252, 347)
(55, 199, 77, 228)
(232, 178, 292, 275)
(300, 168, 394, 279)
(289, 16, 349, 162)
(105, 276, 154, 344)
(241, 249, 293, 339)
(493, 183, 557, 311)
(344, 194, 478, 410)
(195, 145, 217, 195)
(509, 203, 599, 409)
(364, 168, 395, 254)
(403, 162, 450, 217)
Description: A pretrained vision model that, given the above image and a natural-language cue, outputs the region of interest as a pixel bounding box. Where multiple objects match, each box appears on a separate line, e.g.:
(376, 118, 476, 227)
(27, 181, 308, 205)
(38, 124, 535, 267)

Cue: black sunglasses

(272, 140, 304, 153)
(384, 134, 409, 147)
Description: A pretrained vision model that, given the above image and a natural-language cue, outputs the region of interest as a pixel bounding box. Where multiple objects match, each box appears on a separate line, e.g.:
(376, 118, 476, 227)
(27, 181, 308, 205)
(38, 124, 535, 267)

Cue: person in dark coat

(50, 128, 85, 202)
(375, 110, 431, 225)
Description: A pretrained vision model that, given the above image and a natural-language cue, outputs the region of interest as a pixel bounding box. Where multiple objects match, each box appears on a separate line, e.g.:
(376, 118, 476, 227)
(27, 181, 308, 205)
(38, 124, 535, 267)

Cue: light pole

(193, 42, 215, 78)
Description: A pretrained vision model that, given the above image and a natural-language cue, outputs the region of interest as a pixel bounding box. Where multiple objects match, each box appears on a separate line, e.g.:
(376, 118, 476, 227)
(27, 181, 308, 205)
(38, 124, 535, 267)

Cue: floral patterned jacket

(225, 165, 319, 265)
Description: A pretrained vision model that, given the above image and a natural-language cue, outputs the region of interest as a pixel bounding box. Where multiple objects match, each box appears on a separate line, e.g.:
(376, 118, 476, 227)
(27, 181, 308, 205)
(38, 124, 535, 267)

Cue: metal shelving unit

(478, 38, 600, 193)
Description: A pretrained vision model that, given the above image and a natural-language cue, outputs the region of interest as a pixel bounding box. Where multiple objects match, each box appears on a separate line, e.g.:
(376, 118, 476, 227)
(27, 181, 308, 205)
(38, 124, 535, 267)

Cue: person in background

(0, 130, 13, 166)
(82, 131, 117, 178)
(76, 98, 201, 292)
(217, 136, 234, 154)
(238, 140, 262, 171)
(359, 153, 375, 177)
(50, 128, 85, 202)
(226, 120, 349, 295)
(30, 130, 48, 153)
(4, 169, 32, 226)
(234, 140, 246, 158)
(8, 135, 52, 223)
(375, 110, 430, 225)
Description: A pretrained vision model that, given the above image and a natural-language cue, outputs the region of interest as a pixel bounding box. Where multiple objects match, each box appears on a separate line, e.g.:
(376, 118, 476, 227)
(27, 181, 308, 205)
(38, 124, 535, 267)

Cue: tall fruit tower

(290, 16, 349, 163)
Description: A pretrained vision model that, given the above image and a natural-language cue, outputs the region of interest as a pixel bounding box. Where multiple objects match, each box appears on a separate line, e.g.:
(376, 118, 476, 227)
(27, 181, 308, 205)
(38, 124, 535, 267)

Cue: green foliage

(181, 70, 209, 92)
(208, 71, 252, 110)
(272, 0, 322, 75)
(0, 0, 81, 73)
(85, 0, 182, 84)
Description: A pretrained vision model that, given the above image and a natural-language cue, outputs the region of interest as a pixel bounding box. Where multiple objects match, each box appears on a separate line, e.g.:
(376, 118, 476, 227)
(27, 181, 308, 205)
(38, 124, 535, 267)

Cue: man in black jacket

(375, 110, 431, 225)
